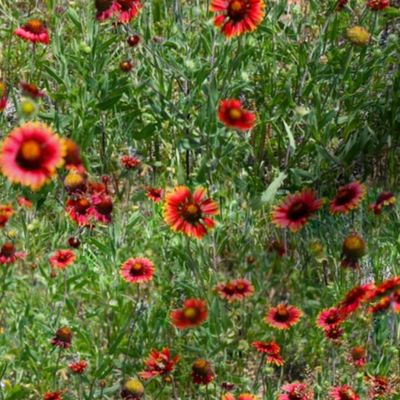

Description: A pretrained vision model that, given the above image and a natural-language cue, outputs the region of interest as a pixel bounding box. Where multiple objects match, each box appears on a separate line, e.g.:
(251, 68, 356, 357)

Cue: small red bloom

(96, 0, 142, 23)
(90, 193, 113, 223)
(265, 304, 302, 330)
(338, 283, 376, 316)
(0, 242, 26, 265)
(68, 360, 88, 374)
(210, 0, 265, 38)
(278, 382, 313, 400)
(0, 204, 13, 228)
(120, 257, 154, 284)
(49, 249, 76, 270)
(20, 82, 45, 98)
(369, 192, 395, 215)
(66, 196, 92, 226)
(218, 99, 256, 131)
(15, 19, 50, 44)
(348, 346, 367, 368)
(68, 237, 81, 249)
(316, 307, 345, 330)
(170, 298, 208, 329)
(366, 0, 389, 10)
(329, 385, 360, 400)
(366, 375, 396, 399)
(368, 296, 391, 314)
(324, 325, 344, 342)
(271, 189, 323, 232)
(120, 60, 133, 72)
(191, 359, 214, 385)
(139, 347, 180, 380)
(51, 326, 73, 349)
(164, 186, 219, 239)
(329, 181, 366, 215)
(252, 340, 284, 366)
(121, 155, 141, 169)
(216, 278, 254, 302)
(145, 187, 164, 203)
(127, 34, 141, 47)
(17, 197, 32, 208)
(44, 391, 63, 400)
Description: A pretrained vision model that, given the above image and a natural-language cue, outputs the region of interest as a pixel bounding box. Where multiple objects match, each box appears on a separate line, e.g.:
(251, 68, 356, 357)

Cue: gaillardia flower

(0, 122, 65, 190)
(68, 360, 88, 374)
(0, 242, 26, 265)
(120, 155, 141, 169)
(338, 283, 375, 316)
(369, 192, 395, 215)
(66, 196, 92, 226)
(218, 99, 256, 131)
(271, 189, 323, 232)
(51, 326, 73, 349)
(341, 233, 366, 269)
(278, 382, 313, 400)
(121, 378, 144, 399)
(49, 249, 76, 270)
(210, 0, 265, 38)
(366, 0, 389, 10)
(348, 346, 366, 368)
(20, 82, 45, 99)
(120, 257, 154, 284)
(139, 347, 180, 380)
(145, 187, 164, 203)
(215, 278, 254, 302)
(96, 0, 142, 23)
(170, 298, 208, 329)
(164, 186, 219, 239)
(329, 181, 366, 215)
(191, 359, 214, 385)
(265, 304, 303, 330)
(329, 385, 359, 400)
(43, 391, 63, 400)
(365, 375, 396, 399)
(252, 340, 284, 366)
(316, 307, 344, 330)
(90, 193, 113, 223)
(15, 19, 50, 44)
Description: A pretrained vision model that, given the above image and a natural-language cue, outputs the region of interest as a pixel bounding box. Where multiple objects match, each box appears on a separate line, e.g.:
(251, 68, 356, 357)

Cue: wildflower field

(0, 0, 400, 399)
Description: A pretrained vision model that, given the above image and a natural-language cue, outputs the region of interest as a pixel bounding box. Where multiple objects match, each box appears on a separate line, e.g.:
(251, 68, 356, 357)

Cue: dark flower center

(95, 0, 113, 12)
(288, 201, 309, 221)
(326, 311, 340, 324)
(351, 346, 365, 360)
(228, 0, 247, 19)
(95, 197, 113, 215)
(275, 305, 290, 322)
(183, 307, 198, 321)
(223, 283, 236, 295)
(1, 242, 15, 257)
(339, 389, 354, 400)
(17, 140, 43, 169)
(129, 262, 144, 276)
(56, 327, 72, 342)
(26, 19, 44, 34)
(118, 0, 135, 11)
(335, 187, 355, 205)
(76, 198, 91, 214)
(182, 203, 201, 223)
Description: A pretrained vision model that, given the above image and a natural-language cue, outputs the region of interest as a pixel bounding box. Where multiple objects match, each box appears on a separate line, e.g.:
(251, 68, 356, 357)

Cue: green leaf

(283, 119, 296, 150)
(261, 171, 287, 204)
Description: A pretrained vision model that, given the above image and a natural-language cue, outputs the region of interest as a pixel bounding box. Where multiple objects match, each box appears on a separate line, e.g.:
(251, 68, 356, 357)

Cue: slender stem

(252, 354, 265, 391)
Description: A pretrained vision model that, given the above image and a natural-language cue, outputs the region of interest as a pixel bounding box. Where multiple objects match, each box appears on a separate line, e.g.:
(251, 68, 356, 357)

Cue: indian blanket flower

(139, 347, 180, 380)
(0, 122, 65, 190)
(330, 385, 360, 400)
(121, 378, 144, 399)
(43, 392, 63, 400)
(373, 276, 400, 298)
(369, 192, 395, 215)
(329, 181, 366, 215)
(271, 189, 323, 232)
(164, 186, 219, 239)
(368, 296, 391, 314)
(346, 26, 370, 46)
(348, 346, 367, 368)
(316, 307, 345, 330)
(170, 298, 208, 329)
(66, 196, 92, 226)
(324, 325, 344, 342)
(96, 0, 142, 23)
(15, 19, 50, 44)
(366, 375, 396, 399)
(252, 340, 284, 366)
(49, 250, 76, 270)
(0, 243, 26, 265)
(215, 278, 254, 302)
(121, 155, 141, 169)
(210, 0, 265, 38)
(341, 233, 366, 269)
(120, 257, 154, 284)
(191, 359, 214, 385)
(145, 187, 164, 203)
(90, 193, 113, 223)
(68, 360, 88, 374)
(64, 171, 87, 193)
(51, 326, 73, 349)
(265, 304, 302, 330)
(279, 382, 313, 400)
(338, 283, 375, 316)
(218, 99, 256, 131)
(20, 82, 45, 99)
(366, 0, 389, 10)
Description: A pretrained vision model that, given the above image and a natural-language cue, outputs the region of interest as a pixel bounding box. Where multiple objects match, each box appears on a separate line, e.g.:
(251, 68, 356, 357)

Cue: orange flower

(170, 298, 208, 329)
(49, 250, 76, 270)
(265, 304, 302, 330)
(139, 347, 180, 380)
(120, 257, 154, 284)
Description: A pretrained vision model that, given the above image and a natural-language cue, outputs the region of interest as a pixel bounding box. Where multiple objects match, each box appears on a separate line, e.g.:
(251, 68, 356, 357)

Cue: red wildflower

(329, 181, 366, 215)
(164, 186, 219, 239)
(68, 237, 81, 249)
(90, 193, 113, 223)
(68, 360, 88, 374)
(324, 325, 344, 342)
(368, 296, 391, 314)
(0, 204, 13, 228)
(278, 382, 313, 400)
(191, 359, 214, 385)
(265, 304, 302, 330)
(271, 189, 323, 232)
(0, 242, 26, 265)
(316, 307, 345, 330)
(66, 196, 92, 226)
(17, 197, 32, 208)
(120, 257, 154, 284)
(20, 82, 45, 98)
(120, 155, 141, 169)
(139, 347, 180, 380)
(64, 171, 87, 194)
(210, 0, 265, 38)
(120, 60, 133, 72)
(51, 327, 73, 349)
(366, 0, 389, 10)
(369, 192, 395, 215)
(348, 346, 367, 368)
(44, 391, 63, 400)
(15, 19, 50, 44)
(49, 249, 76, 270)
(127, 34, 141, 47)
(145, 187, 164, 203)
(366, 375, 397, 399)
(0, 122, 65, 190)
(218, 99, 256, 131)
(215, 278, 254, 302)
(252, 340, 284, 366)
(329, 385, 360, 400)
(170, 298, 208, 329)
(96, 0, 142, 23)
(338, 283, 375, 316)
(373, 276, 400, 298)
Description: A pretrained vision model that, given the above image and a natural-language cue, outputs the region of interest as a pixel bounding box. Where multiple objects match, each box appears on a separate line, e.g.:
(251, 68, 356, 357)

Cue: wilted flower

(51, 327, 73, 349)
(139, 347, 180, 380)
(191, 359, 214, 385)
